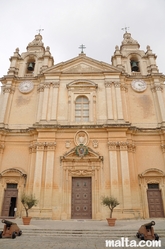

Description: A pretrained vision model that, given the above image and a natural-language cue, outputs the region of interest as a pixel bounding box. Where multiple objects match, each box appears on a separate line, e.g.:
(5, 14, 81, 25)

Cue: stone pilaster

(119, 141, 132, 209)
(33, 142, 45, 201)
(43, 142, 56, 208)
(50, 82, 59, 122)
(120, 84, 129, 122)
(114, 82, 124, 120)
(41, 83, 51, 121)
(105, 82, 113, 121)
(151, 85, 165, 123)
(0, 86, 15, 125)
(36, 85, 44, 122)
(107, 141, 119, 199)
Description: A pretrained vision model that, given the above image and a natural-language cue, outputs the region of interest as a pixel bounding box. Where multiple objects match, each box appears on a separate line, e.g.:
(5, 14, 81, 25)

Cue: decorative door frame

(0, 168, 27, 217)
(60, 147, 103, 220)
(138, 168, 165, 218)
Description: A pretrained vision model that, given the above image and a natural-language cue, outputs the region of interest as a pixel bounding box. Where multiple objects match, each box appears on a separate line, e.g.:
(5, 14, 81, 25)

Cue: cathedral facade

(0, 32, 165, 220)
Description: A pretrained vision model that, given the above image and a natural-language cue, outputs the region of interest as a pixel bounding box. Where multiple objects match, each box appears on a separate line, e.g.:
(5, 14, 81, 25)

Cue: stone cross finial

(79, 44, 86, 53)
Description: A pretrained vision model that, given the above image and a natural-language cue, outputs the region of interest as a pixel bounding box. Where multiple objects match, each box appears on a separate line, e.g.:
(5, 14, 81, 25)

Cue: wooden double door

(147, 189, 164, 217)
(71, 177, 92, 219)
(1, 188, 18, 217)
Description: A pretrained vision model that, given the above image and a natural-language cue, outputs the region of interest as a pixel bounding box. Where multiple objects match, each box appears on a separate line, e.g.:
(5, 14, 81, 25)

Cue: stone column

(119, 142, 132, 209)
(41, 83, 50, 121)
(43, 142, 56, 208)
(0, 86, 15, 125)
(50, 82, 59, 122)
(108, 141, 119, 199)
(33, 142, 45, 202)
(114, 82, 124, 121)
(105, 82, 113, 122)
(36, 85, 44, 122)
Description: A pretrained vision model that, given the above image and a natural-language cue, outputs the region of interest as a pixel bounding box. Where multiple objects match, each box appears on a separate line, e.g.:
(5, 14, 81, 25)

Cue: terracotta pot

(106, 218, 116, 226)
(22, 216, 32, 225)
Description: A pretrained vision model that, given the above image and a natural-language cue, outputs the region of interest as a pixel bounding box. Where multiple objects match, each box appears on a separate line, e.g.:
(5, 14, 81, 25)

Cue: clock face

(18, 81, 34, 93)
(131, 80, 147, 92)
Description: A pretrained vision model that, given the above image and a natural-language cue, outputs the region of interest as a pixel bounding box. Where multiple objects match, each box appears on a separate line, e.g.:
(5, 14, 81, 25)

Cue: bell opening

(130, 60, 139, 72)
(27, 62, 35, 72)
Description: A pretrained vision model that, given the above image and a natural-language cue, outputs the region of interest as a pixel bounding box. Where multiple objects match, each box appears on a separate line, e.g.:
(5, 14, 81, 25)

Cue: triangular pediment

(61, 146, 103, 161)
(42, 54, 122, 74)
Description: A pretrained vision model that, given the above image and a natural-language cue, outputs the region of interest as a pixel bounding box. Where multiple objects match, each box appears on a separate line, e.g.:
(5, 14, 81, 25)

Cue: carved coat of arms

(75, 144, 88, 158)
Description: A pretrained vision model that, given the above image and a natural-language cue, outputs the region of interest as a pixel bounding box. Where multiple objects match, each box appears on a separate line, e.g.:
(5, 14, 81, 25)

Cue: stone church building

(0, 32, 165, 220)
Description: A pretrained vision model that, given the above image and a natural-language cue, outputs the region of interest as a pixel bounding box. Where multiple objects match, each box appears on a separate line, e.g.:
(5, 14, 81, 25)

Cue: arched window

(75, 96, 89, 122)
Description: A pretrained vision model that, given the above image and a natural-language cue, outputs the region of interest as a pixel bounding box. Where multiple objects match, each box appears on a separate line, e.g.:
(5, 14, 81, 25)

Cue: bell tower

(7, 34, 54, 77)
(111, 32, 159, 75)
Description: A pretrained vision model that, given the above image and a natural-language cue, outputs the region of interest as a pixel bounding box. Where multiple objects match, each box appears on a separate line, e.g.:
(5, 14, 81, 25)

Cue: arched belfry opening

(130, 58, 139, 72)
(26, 58, 35, 74)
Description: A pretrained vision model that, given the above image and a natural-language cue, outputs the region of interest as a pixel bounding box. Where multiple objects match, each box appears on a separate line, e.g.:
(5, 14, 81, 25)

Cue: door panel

(147, 189, 164, 217)
(1, 189, 18, 217)
(71, 177, 92, 219)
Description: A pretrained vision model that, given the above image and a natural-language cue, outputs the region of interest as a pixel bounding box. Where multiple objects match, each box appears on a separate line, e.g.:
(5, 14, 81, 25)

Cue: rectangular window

(75, 96, 89, 122)
(7, 183, 17, 189)
(148, 183, 159, 189)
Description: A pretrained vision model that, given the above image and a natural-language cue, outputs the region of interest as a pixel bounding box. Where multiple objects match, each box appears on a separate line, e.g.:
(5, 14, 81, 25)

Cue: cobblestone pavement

(0, 235, 164, 249)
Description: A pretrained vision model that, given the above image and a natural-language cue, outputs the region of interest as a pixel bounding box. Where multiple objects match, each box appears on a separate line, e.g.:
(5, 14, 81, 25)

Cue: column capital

(29, 141, 56, 153)
(151, 85, 163, 92)
(52, 82, 60, 88)
(105, 81, 112, 88)
(114, 82, 121, 88)
(120, 84, 128, 92)
(45, 142, 56, 151)
(37, 85, 44, 93)
(3, 86, 15, 94)
(44, 82, 51, 88)
(108, 141, 136, 152)
(107, 141, 118, 150)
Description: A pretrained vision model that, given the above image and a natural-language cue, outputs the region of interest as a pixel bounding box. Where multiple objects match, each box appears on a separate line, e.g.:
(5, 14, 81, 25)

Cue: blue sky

(0, 0, 165, 77)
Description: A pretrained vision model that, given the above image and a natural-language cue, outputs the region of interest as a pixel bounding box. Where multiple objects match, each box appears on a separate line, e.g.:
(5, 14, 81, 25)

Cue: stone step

(21, 229, 165, 238)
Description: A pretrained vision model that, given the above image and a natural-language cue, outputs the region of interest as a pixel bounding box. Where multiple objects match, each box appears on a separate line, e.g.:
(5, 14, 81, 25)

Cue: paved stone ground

(0, 235, 164, 249)
(0, 218, 164, 249)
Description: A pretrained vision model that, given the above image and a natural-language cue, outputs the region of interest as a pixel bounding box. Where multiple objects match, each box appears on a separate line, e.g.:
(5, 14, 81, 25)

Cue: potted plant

(101, 196, 119, 226)
(21, 193, 38, 225)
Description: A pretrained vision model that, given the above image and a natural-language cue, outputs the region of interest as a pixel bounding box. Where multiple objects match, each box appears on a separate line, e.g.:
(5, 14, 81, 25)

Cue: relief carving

(68, 169, 94, 177)
(74, 130, 89, 146)
(92, 140, 98, 148)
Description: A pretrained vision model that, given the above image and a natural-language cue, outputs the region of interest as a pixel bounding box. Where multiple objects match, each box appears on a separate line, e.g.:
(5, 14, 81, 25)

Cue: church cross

(79, 44, 86, 53)
(121, 26, 129, 33)
(36, 28, 44, 34)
